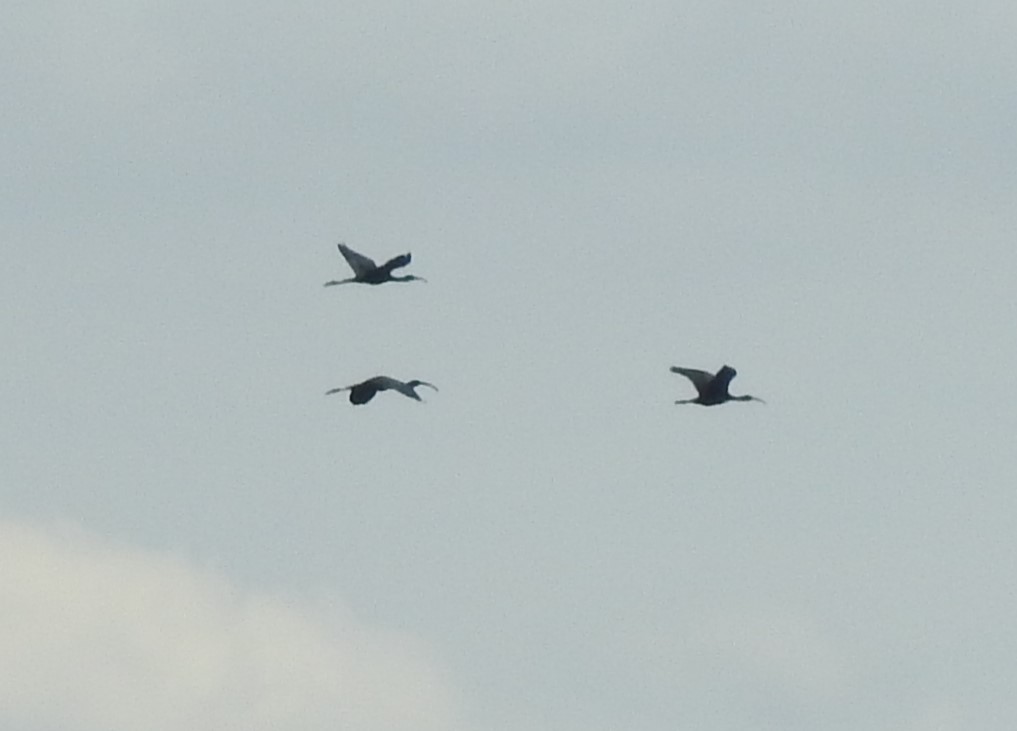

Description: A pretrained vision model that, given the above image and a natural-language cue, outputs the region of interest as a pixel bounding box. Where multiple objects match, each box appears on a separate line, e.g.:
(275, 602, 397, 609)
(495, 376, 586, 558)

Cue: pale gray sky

(3, 2, 1017, 730)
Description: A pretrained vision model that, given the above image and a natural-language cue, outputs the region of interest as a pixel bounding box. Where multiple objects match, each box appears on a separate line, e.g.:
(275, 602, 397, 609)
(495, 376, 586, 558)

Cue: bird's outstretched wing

(712, 365, 737, 391)
(337, 243, 377, 276)
(670, 366, 715, 394)
(381, 252, 412, 272)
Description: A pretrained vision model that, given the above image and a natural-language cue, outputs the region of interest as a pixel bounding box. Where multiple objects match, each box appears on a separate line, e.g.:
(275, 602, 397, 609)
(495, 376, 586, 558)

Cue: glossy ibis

(324, 243, 426, 286)
(326, 376, 438, 405)
(670, 365, 764, 406)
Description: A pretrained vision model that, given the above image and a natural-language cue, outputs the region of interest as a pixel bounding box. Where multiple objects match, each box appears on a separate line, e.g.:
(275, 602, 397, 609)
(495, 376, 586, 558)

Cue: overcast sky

(3, 2, 1017, 730)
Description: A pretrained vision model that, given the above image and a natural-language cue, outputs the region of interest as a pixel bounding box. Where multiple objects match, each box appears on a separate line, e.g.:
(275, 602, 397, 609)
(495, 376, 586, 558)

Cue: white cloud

(0, 520, 462, 731)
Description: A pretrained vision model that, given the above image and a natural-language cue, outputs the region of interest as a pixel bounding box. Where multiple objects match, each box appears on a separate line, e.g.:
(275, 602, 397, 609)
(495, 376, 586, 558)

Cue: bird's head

(406, 380, 438, 397)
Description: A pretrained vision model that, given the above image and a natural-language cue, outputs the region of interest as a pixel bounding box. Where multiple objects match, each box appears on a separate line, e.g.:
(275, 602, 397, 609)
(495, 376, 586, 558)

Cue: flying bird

(323, 243, 426, 286)
(670, 365, 765, 406)
(326, 376, 438, 405)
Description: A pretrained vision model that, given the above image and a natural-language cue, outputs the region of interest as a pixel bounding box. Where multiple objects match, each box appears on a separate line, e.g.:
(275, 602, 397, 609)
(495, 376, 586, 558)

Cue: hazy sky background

(3, 2, 1016, 729)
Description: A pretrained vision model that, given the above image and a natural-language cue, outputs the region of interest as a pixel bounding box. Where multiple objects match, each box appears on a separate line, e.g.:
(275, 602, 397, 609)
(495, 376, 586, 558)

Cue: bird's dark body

(697, 365, 736, 405)
(345, 376, 403, 404)
(347, 382, 380, 404)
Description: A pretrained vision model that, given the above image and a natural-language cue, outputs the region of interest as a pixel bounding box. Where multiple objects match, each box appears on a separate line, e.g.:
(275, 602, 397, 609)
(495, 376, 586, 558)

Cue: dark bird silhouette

(670, 365, 765, 406)
(324, 243, 426, 286)
(326, 376, 438, 405)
